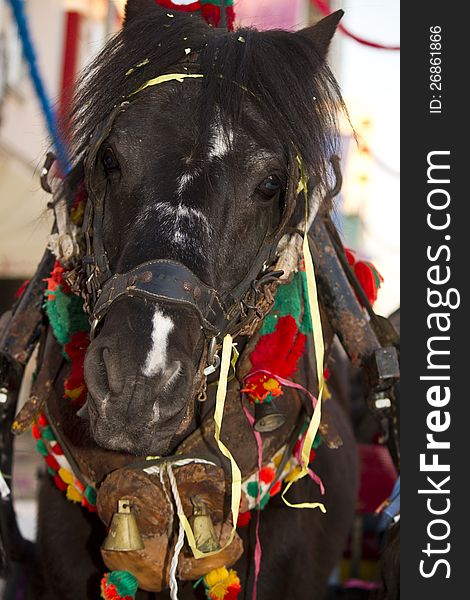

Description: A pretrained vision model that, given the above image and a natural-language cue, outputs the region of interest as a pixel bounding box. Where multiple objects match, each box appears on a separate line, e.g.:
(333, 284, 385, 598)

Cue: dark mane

(66, 6, 345, 203)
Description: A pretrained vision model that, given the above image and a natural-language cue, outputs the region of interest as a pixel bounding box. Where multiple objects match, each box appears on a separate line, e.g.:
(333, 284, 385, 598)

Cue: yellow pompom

(204, 568, 240, 600)
(66, 484, 82, 503)
(284, 465, 302, 483)
(263, 378, 280, 392)
(58, 467, 74, 485)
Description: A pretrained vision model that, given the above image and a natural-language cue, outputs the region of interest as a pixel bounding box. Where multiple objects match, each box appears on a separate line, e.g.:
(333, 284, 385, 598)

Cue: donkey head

(75, 0, 344, 455)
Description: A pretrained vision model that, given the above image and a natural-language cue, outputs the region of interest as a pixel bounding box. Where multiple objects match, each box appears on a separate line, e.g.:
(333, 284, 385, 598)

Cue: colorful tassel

(345, 248, 384, 307)
(203, 567, 241, 600)
(100, 570, 138, 600)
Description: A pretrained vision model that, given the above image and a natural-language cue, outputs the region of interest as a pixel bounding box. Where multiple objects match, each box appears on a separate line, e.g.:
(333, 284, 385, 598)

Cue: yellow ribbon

(131, 73, 203, 96)
(281, 156, 326, 513)
(177, 334, 242, 559)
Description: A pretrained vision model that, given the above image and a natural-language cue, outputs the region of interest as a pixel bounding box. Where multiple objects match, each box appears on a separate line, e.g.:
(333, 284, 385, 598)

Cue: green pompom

(246, 481, 260, 498)
(259, 493, 271, 510)
(41, 426, 56, 442)
(36, 439, 48, 457)
(101, 570, 138, 599)
(84, 485, 97, 505)
(44, 285, 89, 348)
(312, 432, 323, 449)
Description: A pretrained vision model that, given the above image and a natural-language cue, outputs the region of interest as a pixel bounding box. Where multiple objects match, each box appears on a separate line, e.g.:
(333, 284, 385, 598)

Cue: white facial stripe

(151, 201, 211, 248)
(142, 308, 174, 377)
(176, 171, 197, 196)
(208, 121, 234, 160)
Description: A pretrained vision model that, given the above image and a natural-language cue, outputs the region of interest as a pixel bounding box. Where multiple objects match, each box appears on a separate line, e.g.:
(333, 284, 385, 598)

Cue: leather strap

(92, 259, 227, 335)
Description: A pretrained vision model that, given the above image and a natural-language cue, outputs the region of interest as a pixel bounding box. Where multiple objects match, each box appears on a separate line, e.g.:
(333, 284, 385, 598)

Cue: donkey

(26, 2, 359, 598)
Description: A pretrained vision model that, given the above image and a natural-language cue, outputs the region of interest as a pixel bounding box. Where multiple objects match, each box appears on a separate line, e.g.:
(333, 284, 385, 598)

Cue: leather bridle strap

(91, 259, 227, 336)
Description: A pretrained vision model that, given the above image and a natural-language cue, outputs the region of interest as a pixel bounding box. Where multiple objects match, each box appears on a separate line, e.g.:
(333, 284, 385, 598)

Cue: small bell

(102, 498, 144, 552)
(189, 497, 220, 553)
(254, 401, 286, 433)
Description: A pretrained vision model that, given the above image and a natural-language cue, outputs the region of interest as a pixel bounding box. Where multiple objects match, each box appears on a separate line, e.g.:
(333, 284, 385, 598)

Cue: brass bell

(102, 499, 144, 552)
(254, 401, 286, 433)
(189, 497, 220, 553)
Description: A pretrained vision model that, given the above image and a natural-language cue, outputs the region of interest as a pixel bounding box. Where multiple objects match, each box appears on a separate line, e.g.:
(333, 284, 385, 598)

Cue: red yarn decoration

(237, 511, 252, 528)
(259, 466, 275, 484)
(201, 4, 220, 27)
(345, 249, 383, 307)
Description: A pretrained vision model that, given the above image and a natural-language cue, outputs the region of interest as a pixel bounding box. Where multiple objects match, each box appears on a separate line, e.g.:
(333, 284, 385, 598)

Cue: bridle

(76, 90, 300, 371)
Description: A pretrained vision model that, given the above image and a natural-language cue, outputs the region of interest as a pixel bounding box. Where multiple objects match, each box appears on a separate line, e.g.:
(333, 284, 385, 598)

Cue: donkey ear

(124, 0, 159, 26)
(297, 10, 344, 59)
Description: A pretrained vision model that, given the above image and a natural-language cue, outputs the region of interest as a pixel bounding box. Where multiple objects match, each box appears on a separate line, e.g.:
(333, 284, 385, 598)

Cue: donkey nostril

(102, 347, 125, 395)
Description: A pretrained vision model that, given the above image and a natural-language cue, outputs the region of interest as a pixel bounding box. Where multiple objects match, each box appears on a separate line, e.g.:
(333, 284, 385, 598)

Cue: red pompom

(51, 442, 64, 456)
(225, 583, 242, 600)
(201, 4, 220, 27)
(31, 424, 41, 440)
(54, 474, 68, 492)
(259, 466, 275, 484)
(38, 414, 49, 427)
(269, 480, 282, 497)
(45, 455, 60, 471)
(237, 511, 252, 528)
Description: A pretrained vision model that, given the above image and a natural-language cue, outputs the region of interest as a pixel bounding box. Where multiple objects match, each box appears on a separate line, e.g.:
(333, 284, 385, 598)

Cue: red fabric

(357, 444, 397, 514)
(237, 511, 252, 527)
(60, 11, 81, 127)
(31, 424, 41, 440)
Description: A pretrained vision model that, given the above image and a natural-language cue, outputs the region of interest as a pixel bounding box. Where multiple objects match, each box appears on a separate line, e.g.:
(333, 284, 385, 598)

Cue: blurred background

(0, 0, 399, 580)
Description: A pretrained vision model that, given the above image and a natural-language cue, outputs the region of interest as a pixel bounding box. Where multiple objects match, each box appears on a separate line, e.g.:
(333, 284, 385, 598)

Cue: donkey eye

(102, 147, 119, 172)
(257, 174, 282, 198)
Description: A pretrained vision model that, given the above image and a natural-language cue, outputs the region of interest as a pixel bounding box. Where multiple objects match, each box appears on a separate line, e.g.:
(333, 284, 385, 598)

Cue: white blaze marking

(208, 120, 233, 160)
(142, 308, 174, 377)
(176, 171, 196, 196)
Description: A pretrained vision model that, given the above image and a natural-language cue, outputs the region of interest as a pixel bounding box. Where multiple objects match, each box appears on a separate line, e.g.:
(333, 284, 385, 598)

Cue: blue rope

(6, 0, 71, 172)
